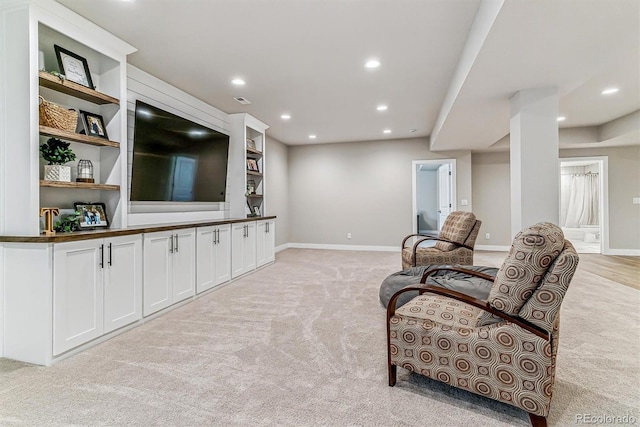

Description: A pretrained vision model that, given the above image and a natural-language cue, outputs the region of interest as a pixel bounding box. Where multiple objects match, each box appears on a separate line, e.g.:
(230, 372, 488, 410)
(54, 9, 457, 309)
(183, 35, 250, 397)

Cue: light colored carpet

(0, 249, 638, 426)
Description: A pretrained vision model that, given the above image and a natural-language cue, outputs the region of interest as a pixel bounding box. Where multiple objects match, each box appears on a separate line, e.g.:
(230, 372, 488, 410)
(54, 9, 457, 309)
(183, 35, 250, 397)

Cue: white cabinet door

(53, 240, 104, 356)
(214, 225, 231, 285)
(104, 235, 142, 334)
(264, 220, 275, 265)
(172, 228, 196, 302)
(244, 222, 257, 272)
(231, 223, 247, 278)
(257, 220, 276, 267)
(256, 221, 267, 267)
(143, 231, 173, 316)
(196, 226, 215, 294)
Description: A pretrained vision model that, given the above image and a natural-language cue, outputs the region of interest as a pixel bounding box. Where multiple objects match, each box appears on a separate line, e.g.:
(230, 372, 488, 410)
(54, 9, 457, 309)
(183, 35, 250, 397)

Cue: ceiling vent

(234, 96, 251, 105)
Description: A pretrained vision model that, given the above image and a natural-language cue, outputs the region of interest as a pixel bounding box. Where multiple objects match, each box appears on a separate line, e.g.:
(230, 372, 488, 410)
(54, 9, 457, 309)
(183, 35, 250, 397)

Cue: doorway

(412, 159, 456, 235)
(559, 157, 608, 254)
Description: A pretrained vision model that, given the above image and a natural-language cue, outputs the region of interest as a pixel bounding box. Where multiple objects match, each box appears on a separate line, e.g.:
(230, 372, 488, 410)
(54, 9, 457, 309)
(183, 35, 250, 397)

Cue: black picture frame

(74, 202, 109, 229)
(54, 45, 94, 89)
(80, 110, 109, 139)
(247, 158, 259, 172)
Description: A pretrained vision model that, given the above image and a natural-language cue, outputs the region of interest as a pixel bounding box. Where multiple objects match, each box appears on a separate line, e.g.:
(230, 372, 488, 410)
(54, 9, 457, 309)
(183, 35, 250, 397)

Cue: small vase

(44, 165, 71, 182)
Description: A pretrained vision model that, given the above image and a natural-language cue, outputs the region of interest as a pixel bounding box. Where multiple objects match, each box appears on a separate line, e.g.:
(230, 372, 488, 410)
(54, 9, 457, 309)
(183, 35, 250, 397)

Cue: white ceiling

(56, 0, 639, 150)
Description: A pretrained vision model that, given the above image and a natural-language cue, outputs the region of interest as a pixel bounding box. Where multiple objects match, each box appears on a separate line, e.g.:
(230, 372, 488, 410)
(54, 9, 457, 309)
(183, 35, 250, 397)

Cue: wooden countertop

(0, 216, 276, 243)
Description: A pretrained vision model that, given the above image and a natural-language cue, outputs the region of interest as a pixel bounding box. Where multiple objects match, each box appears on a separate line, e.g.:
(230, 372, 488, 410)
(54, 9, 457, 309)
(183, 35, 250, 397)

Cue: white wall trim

(476, 245, 511, 252)
(275, 243, 291, 253)
(603, 249, 640, 256)
(288, 243, 399, 252)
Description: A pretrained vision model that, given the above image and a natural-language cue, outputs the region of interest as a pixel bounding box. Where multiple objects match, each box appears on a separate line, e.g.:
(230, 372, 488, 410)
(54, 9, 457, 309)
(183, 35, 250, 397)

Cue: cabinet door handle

(266, 222, 269, 233)
(99, 244, 104, 268)
(170, 235, 174, 253)
(216, 229, 220, 244)
(108, 242, 113, 266)
(175, 234, 179, 253)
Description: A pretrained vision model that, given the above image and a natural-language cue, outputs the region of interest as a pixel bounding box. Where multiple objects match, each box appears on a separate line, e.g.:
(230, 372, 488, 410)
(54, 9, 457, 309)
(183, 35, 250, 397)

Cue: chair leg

(388, 364, 396, 386)
(528, 413, 547, 427)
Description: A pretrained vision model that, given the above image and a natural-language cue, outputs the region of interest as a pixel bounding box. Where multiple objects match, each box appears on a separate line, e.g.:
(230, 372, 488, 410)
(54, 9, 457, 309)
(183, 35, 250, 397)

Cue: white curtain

(564, 173, 599, 227)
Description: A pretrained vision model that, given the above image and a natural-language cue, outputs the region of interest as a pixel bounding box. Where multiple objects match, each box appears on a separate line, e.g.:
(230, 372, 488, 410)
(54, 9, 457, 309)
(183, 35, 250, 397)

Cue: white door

(256, 221, 267, 267)
(244, 222, 257, 272)
(143, 231, 173, 316)
(214, 225, 231, 285)
(256, 220, 275, 267)
(437, 164, 452, 230)
(231, 223, 247, 278)
(196, 226, 215, 294)
(264, 221, 275, 264)
(104, 235, 143, 333)
(172, 228, 196, 302)
(53, 240, 104, 355)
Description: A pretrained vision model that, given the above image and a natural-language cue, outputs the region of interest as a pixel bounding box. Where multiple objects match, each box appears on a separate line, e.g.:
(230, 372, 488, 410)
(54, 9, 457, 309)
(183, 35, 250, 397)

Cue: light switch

(633, 198, 640, 205)
(460, 199, 468, 206)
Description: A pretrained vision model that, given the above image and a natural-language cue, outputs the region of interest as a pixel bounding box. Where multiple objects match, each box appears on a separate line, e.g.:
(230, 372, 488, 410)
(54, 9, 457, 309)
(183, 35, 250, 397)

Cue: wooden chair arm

(386, 285, 549, 341)
(401, 233, 435, 249)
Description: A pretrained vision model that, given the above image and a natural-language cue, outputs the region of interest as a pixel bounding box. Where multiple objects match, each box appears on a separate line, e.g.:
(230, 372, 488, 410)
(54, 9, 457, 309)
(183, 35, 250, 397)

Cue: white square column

(509, 88, 559, 237)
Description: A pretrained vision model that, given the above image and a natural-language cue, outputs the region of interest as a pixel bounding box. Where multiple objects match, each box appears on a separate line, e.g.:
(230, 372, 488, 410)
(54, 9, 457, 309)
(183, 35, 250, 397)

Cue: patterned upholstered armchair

(387, 222, 579, 427)
(401, 211, 481, 269)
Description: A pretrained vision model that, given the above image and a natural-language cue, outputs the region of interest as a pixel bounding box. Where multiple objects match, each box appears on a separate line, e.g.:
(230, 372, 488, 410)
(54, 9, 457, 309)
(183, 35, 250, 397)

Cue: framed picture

(80, 111, 109, 139)
(246, 138, 256, 150)
(253, 206, 261, 216)
(247, 158, 259, 172)
(74, 202, 109, 229)
(54, 45, 94, 89)
(247, 179, 256, 194)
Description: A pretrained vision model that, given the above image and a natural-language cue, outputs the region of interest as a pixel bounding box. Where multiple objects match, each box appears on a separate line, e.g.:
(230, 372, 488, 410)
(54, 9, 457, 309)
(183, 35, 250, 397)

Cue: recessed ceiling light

(309, 134, 317, 139)
(383, 129, 392, 134)
(365, 59, 380, 69)
(231, 78, 246, 86)
(281, 114, 291, 120)
(601, 87, 619, 95)
(557, 116, 566, 122)
(376, 105, 388, 111)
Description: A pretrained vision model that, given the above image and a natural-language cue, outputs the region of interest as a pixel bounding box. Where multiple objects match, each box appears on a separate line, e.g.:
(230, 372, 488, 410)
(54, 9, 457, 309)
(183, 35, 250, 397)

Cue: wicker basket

(38, 96, 78, 132)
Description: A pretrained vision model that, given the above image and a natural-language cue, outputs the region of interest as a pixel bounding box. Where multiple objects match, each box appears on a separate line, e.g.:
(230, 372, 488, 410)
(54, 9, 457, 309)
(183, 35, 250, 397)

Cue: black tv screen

(130, 100, 230, 203)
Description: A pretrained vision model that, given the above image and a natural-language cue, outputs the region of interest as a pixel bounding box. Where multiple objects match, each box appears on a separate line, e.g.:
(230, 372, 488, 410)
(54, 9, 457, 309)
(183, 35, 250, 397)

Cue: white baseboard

(604, 248, 640, 256)
(275, 243, 291, 253)
(286, 243, 400, 252)
(476, 245, 511, 251)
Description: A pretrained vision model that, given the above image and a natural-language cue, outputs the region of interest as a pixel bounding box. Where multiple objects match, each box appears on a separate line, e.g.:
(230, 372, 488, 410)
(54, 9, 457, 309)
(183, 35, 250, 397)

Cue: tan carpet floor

(0, 249, 638, 426)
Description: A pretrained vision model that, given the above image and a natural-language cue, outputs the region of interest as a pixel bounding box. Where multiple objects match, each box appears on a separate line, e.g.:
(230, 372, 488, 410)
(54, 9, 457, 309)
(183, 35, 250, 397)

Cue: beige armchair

(388, 222, 579, 427)
(401, 211, 481, 269)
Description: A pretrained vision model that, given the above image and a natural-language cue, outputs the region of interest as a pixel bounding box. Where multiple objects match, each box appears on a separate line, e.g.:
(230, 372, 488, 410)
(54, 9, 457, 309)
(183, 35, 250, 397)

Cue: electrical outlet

(460, 199, 468, 206)
(485, 233, 490, 240)
(347, 233, 352, 239)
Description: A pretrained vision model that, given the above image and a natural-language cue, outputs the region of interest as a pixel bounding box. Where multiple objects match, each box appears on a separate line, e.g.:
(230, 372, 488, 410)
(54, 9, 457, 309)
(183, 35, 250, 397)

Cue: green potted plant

(40, 137, 76, 182)
(54, 211, 81, 233)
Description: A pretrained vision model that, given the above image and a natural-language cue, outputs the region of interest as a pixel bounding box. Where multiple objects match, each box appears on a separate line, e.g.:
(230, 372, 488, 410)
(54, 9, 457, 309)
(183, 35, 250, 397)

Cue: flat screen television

(130, 100, 230, 203)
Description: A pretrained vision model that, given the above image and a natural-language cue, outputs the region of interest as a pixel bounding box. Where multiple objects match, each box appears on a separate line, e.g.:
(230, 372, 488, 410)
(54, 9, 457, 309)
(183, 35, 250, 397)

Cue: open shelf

(39, 71, 119, 105)
(39, 126, 120, 148)
(247, 194, 263, 199)
(246, 147, 263, 156)
(247, 170, 263, 177)
(39, 180, 120, 191)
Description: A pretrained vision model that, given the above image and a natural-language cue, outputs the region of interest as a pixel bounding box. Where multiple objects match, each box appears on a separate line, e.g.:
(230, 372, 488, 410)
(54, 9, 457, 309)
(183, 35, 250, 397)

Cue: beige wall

(472, 151, 512, 246)
(472, 145, 640, 250)
(265, 136, 289, 248)
(288, 137, 472, 247)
